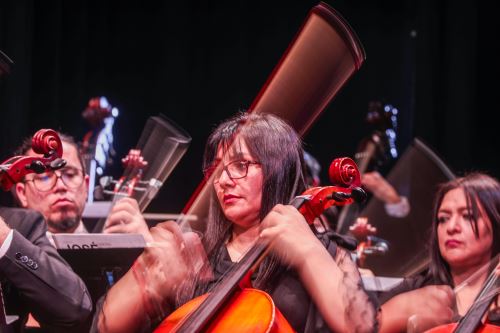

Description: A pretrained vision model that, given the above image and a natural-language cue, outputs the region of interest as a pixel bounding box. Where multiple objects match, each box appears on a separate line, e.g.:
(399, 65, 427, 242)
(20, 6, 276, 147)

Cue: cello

(150, 1, 366, 331)
(423, 262, 500, 333)
(153, 158, 365, 333)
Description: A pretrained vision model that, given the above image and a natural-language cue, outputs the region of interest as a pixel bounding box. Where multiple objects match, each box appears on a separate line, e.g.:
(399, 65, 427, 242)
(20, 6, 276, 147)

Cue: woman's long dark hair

(202, 111, 306, 291)
(429, 173, 500, 285)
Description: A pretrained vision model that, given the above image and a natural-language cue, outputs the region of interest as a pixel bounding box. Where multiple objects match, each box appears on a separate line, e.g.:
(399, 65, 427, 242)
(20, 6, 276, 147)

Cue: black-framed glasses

(25, 167, 84, 192)
(204, 160, 260, 183)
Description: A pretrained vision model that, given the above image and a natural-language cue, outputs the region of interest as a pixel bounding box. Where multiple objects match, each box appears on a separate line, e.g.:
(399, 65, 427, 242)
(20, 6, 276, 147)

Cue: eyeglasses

(25, 167, 84, 192)
(204, 160, 260, 183)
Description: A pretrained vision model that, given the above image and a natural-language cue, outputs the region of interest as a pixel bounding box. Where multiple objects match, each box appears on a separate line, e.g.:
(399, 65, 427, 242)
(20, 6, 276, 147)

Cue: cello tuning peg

(49, 158, 67, 171)
(351, 187, 367, 203)
(330, 191, 351, 201)
(26, 160, 46, 174)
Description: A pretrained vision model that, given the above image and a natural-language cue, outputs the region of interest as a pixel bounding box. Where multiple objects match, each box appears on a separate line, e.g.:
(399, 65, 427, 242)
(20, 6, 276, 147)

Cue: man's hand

(0, 216, 11, 244)
(103, 197, 152, 242)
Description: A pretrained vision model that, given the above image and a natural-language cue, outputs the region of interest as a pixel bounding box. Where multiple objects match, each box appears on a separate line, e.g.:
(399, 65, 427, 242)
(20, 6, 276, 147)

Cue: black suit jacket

(0, 207, 92, 332)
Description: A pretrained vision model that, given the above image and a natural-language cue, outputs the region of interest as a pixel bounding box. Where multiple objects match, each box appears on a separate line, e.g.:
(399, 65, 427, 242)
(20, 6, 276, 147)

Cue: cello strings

(454, 254, 499, 295)
(453, 254, 499, 313)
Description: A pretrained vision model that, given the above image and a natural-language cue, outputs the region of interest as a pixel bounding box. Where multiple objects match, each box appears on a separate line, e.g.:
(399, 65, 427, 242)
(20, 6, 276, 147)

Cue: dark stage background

(1, 1, 498, 216)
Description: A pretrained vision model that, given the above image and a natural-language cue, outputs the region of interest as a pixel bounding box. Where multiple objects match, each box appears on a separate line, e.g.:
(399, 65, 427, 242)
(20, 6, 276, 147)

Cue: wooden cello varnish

(155, 289, 294, 333)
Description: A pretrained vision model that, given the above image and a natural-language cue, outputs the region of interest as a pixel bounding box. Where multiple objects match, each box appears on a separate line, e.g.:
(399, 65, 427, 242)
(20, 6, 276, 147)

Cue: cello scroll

(291, 157, 366, 226)
(0, 129, 66, 191)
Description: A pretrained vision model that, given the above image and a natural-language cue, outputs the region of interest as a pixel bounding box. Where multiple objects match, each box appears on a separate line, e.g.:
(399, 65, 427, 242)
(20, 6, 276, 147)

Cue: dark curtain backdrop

(0, 0, 497, 214)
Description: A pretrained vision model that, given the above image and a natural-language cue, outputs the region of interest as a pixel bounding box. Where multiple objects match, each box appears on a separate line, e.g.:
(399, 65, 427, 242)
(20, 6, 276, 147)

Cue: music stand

(52, 234, 145, 304)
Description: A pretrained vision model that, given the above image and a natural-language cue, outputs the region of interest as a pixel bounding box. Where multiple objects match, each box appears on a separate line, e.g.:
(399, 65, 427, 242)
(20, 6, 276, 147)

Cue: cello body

(425, 264, 500, 333)
(154, 288, 294, 333)
(425, 323, 500, 333)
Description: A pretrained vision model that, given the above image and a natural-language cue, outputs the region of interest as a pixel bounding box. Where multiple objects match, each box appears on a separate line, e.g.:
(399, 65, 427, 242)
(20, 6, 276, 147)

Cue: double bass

(336, 100, 399, 234)
(80, 96, 119, 203)
(154, 158, 365, 332)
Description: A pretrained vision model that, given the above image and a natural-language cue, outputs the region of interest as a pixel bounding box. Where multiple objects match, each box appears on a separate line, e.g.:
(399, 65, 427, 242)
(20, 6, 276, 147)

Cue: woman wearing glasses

(97, 112, 377, 333)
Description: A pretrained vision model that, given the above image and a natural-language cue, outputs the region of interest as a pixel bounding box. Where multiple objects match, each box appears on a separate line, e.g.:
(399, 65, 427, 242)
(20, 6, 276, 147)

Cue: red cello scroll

(292, 157, 364, 225)
(90, 149, 152, 233)
(0, 129, 66, 191)
(154, 158, 365, 333)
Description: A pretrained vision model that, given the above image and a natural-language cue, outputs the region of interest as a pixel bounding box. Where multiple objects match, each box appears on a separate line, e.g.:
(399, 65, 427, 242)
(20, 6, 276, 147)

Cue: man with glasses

(1, 48, 92, 332)
(14, 135, 88, 234)
(13, 133, 151, 240)
(0, 128, 92, 332)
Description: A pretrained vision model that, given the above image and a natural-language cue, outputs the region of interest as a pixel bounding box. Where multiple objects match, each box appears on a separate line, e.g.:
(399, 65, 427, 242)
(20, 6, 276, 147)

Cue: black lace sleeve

(334, 246, 379, 333)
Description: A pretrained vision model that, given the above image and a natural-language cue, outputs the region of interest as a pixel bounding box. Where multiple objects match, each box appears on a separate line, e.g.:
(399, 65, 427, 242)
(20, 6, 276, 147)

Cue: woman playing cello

(96, 112, 377, 333)
(379, 173, 500, 332)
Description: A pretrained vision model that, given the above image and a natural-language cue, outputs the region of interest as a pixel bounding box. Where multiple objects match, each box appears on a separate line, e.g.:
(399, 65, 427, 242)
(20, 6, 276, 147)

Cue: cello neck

(453, 267, 499, 333)
(174, 242, 269, 333)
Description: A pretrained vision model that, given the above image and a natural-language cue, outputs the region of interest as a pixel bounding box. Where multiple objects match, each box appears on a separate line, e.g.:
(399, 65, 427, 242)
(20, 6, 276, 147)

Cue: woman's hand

(135, 221, 206, 306)
(380, 285, 455, 333)
(260, 204, 378, 333)
(259, 204, 324, 270)
(98, 221, 208, 333)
